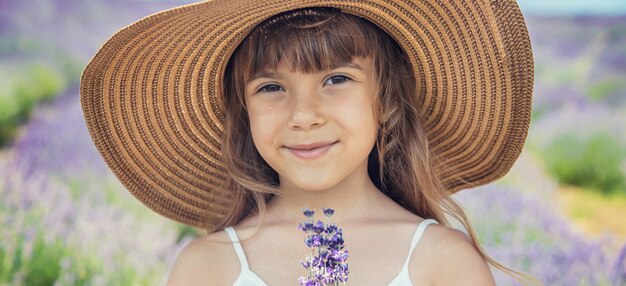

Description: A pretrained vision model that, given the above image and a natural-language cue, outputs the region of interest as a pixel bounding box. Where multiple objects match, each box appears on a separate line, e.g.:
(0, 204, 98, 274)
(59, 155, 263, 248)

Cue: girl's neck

(264, 175, 383, 226)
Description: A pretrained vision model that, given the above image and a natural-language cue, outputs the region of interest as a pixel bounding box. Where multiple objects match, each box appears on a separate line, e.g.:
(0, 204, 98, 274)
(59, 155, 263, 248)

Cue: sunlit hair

(217, 7, 540, 285)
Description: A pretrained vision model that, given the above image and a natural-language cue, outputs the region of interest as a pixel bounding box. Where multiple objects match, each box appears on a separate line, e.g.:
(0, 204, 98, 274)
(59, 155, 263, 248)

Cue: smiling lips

(285, 141, 338, 160)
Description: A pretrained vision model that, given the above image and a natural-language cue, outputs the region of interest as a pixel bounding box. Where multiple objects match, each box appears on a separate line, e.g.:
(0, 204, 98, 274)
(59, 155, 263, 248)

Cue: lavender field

(1, 1, 625, 285)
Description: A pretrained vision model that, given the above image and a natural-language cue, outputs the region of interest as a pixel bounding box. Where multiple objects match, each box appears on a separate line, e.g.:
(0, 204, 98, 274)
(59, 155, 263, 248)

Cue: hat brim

(80, 0, 533, 229)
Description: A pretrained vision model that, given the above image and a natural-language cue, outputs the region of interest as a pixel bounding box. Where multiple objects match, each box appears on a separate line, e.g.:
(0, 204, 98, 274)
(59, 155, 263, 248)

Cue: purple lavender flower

(323, 208, 334, 218)
(298, 221, 315, 232)
(612, 244, 626, 285)
(298, 208, 349, 285)
(312, 220, 325, 234)
(302, 207, 315, 218)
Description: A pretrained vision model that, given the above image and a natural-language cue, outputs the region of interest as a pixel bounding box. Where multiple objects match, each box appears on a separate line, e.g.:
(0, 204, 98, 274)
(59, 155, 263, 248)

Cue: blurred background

(0, 0, 625, 285)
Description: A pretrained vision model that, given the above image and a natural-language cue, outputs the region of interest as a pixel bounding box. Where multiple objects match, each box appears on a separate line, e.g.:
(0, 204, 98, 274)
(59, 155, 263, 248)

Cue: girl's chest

(238, 228, 430, 285)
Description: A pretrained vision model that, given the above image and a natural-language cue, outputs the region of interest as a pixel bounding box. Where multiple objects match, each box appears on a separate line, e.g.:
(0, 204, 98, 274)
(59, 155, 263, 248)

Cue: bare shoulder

(418, 223, 496, 286)
(167, 230, 238, 286)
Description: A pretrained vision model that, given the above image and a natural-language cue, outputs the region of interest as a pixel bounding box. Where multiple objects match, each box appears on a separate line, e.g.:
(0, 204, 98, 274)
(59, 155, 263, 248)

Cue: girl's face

(244, 56, 379, 191)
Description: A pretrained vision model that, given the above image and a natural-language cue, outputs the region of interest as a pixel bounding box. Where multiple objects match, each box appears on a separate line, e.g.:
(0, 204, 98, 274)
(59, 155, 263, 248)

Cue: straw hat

(80, 0, 534, 229)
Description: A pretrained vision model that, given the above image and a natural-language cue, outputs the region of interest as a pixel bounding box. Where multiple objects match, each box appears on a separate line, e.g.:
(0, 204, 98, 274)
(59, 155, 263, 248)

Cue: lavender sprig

(298, 207, 349, 286)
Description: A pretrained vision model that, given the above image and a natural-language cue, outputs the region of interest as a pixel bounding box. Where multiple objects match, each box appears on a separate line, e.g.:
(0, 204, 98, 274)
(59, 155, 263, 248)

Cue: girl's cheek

(330, 92, 378, 124)
(248, 103, 285, 143)
(249, 102, 284, 123)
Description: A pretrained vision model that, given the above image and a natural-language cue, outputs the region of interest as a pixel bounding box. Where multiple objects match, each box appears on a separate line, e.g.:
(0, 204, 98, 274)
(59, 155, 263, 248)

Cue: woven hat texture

(80, 0, 534, 229)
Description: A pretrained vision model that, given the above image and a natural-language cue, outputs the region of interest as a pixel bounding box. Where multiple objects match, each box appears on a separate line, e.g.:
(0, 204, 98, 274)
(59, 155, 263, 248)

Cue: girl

(80, 0, 539, 285)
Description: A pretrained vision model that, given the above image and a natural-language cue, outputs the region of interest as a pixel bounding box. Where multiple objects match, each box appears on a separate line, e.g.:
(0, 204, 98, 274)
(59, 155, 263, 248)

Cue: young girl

(80, 0, 539, 285)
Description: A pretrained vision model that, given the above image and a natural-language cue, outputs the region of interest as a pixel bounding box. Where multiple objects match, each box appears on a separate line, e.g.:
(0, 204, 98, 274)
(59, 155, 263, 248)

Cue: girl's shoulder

(167, 230, 240, 285)
(408, 221, 496, 285)
(350, 203, 494, 284)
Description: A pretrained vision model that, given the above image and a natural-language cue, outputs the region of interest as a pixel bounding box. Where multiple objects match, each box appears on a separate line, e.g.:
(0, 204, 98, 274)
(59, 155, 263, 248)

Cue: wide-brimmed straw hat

(80, 0, 533, 230)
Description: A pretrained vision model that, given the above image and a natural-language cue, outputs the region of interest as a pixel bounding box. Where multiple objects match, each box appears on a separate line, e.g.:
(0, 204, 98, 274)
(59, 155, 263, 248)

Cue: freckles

(249, 103, 285, 144)
(249, 102, 276, 118)
(259, 104, 276, 112)
(251, 101, 283, 115)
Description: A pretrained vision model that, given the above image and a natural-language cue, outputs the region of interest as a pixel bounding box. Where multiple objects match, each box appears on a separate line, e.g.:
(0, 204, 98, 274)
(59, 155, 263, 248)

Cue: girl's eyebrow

(248, 62, 364, 82)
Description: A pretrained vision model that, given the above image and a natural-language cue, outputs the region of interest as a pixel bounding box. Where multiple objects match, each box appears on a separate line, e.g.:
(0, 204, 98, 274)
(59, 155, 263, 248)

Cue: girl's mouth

(285, 141, 338, 160)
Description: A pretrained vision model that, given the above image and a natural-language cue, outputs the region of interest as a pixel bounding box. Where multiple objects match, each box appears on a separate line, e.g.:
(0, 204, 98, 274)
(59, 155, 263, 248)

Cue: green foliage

(22, 233, 65, 286)
(0, 244, 5, 281)
(541, 131, 626, 194)
(0, 226, 161, 285)
(0, 230, 64, 285)
(0, 62, 68, 147)
(21, 63, 67, 102)
(587, 77, 624, 102)
(69, 255, 104, 286)
(0, 89, 22, 146)
(0, 238, 12, 283)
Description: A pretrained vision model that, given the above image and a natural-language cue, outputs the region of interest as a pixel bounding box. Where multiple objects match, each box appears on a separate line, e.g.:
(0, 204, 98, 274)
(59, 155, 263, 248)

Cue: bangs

(231, 7, 378, 81)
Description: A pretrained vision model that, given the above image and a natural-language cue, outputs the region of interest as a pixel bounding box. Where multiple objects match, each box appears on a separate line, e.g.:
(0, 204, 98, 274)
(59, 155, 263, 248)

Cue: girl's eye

(324, 75, 351, 86)
(255, 75, 350, 93)
(257, 84, 284, 93)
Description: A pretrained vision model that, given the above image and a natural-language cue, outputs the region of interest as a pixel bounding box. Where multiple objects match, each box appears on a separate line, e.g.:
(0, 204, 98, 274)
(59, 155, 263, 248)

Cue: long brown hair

(218, 7, 540, 285)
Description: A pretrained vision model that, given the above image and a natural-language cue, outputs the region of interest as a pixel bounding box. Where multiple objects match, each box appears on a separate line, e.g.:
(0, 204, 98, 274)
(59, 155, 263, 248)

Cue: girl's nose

(287, 91, 325, 131)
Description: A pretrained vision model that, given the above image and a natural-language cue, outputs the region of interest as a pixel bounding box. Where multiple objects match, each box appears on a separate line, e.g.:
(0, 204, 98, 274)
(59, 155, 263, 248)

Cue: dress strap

(401, 219, 439, 272)
(224, 226, 250, 270)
